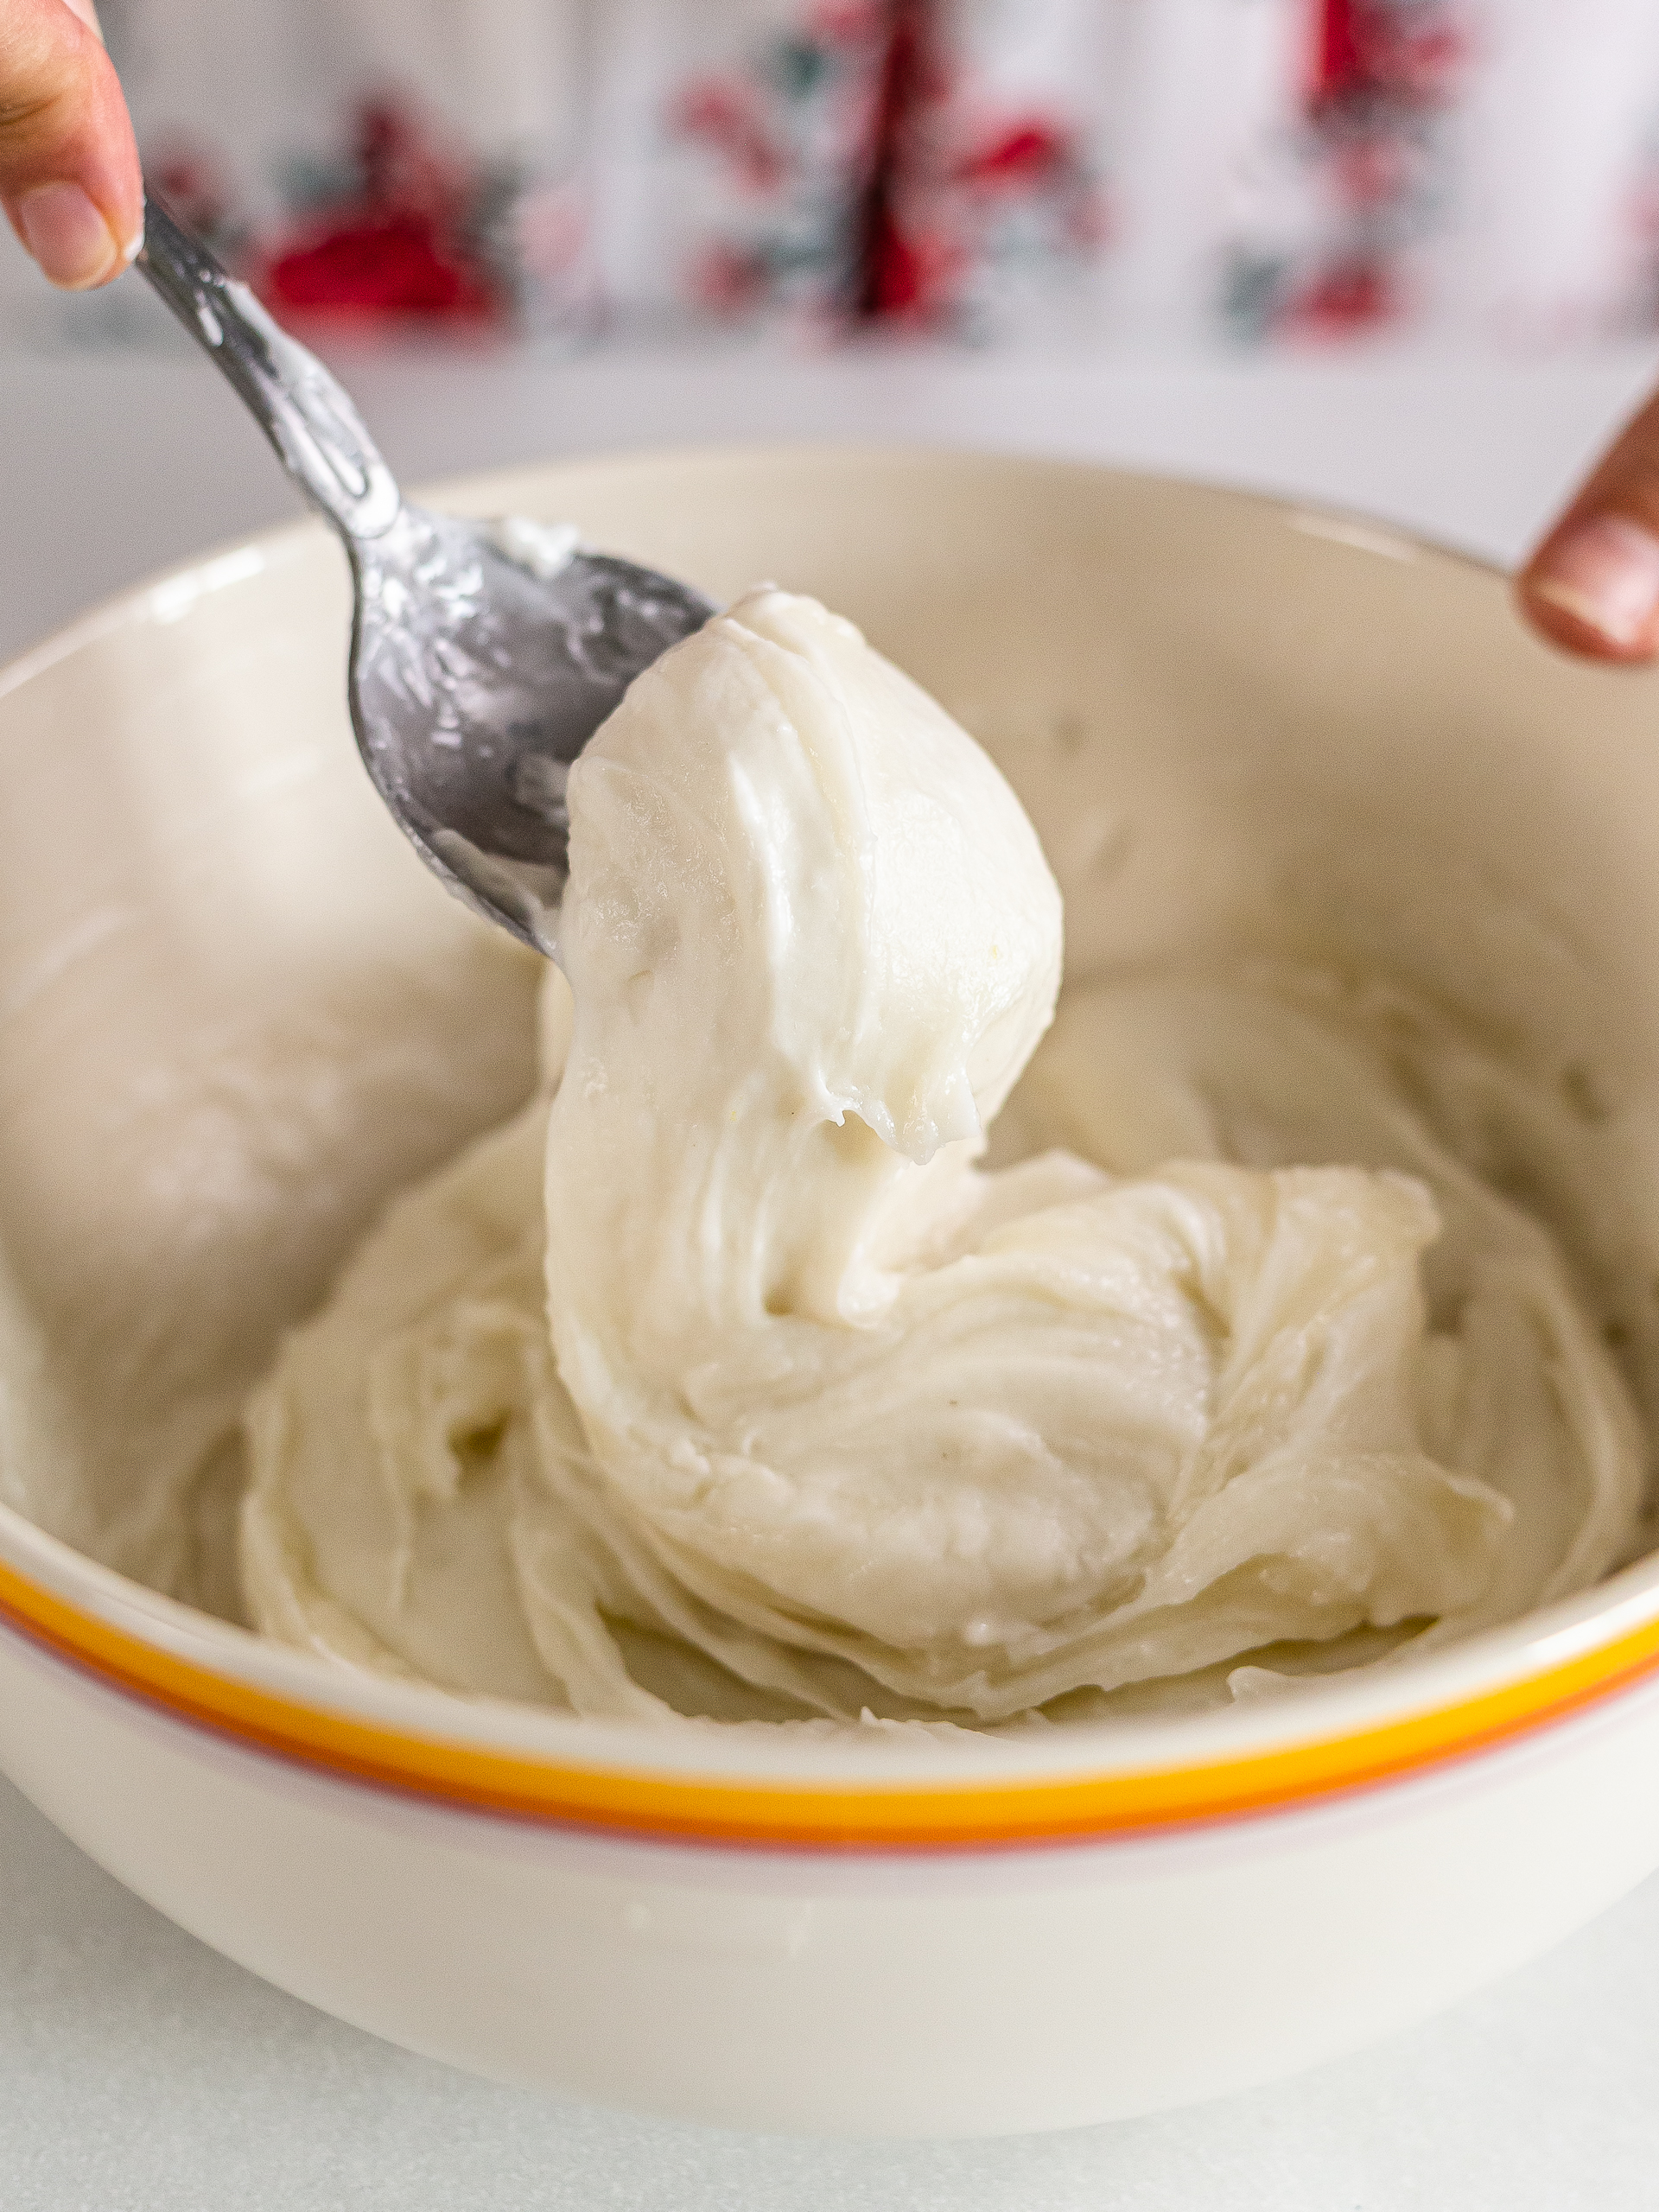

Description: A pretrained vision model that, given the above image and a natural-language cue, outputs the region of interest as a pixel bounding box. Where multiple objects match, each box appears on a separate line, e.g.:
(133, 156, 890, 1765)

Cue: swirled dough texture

(241, 589, 1648, 1726)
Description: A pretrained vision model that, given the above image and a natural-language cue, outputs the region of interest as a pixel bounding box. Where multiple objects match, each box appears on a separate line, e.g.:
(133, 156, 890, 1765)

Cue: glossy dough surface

(241, 593, 1647, 1727)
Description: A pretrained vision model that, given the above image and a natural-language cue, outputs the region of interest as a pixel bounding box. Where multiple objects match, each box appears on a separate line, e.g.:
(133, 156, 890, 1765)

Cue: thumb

(0, 0, 143, 289)
(1516, 384, 1659, 664)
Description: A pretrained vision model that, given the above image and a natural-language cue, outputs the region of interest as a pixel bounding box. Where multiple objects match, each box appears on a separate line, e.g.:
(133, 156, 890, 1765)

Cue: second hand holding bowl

(136, 195, 714, 957)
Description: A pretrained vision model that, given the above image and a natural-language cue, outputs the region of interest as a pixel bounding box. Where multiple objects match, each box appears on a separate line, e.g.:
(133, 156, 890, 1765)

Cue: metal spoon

(135, 194, 715, 957)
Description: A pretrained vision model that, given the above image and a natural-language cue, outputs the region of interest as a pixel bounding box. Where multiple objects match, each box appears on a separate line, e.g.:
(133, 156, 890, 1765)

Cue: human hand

(0, 0, 140, 289)
(1517, 385, 1659, 664)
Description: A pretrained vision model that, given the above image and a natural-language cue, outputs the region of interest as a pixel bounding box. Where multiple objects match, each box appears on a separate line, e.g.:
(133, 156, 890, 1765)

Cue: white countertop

(4, 310, 1659, 2209)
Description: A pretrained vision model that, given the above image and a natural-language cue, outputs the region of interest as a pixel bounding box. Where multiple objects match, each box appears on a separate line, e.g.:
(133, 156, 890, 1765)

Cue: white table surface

(4, 286, 1659, 2208)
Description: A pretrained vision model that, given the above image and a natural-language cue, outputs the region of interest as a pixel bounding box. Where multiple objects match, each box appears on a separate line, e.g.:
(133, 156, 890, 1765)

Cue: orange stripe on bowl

(4, 1554, 1659, 1849)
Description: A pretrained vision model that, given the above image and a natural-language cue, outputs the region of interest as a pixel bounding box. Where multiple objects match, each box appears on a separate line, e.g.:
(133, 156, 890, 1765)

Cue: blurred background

(8, 0, 1659, 357)
(6, 0, 1659, 663)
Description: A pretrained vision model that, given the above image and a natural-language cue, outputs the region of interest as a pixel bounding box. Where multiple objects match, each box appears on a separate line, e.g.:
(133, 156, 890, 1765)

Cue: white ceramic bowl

(4, 450, 1659, 2139)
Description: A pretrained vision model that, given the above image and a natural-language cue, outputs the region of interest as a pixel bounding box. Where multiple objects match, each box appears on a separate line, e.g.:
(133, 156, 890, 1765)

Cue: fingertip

(10, 176, 125, 288)
(1518, 515, 1659, 664)
(0, 0, 143, 286)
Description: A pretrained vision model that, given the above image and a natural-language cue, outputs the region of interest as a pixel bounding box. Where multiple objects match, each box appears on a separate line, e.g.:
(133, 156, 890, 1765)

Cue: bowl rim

(3, 442, 1657, 1853)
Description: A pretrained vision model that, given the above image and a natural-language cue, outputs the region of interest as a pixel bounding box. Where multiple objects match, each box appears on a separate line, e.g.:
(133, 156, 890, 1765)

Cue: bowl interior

(4, 447, 1659, 1760)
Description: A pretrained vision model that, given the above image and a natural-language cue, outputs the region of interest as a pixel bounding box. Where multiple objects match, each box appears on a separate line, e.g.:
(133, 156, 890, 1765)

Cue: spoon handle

(134, 193, 403, 545)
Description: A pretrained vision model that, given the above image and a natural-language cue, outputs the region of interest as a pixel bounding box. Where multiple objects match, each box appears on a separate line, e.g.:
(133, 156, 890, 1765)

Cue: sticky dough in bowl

(6, 452, 1659, 2134)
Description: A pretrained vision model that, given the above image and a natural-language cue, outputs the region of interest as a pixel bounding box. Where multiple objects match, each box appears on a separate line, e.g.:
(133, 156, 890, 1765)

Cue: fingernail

(13, 181, 122, 289)
(1530, 515, 1659, 650)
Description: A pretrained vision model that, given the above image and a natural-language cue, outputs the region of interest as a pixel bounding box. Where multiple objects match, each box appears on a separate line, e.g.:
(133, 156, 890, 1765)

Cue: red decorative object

(1281, 0, 1470, 336)
(1290, 255, 1400, 333)
(657, 2, 1101, 335)
(671, 79, 790, 195)
(847, 3, 1099, 328)
(1310, 0, 1466, 111)
(959, 121, 1071, 192)
(688, 238, 773, 316)
(849, 0, 938, 321)
(263, 100, 507, 327)
(1312, 0, 1369, 103)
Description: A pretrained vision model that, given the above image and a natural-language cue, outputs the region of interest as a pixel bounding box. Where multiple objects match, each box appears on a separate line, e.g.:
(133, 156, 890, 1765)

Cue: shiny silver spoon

(135, 194, 714, 956)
